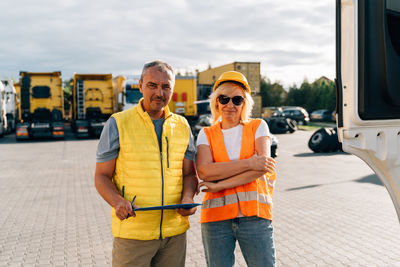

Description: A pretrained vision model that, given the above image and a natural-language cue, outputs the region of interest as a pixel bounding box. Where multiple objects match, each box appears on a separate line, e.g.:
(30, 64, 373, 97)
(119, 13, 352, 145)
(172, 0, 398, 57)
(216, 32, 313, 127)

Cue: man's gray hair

(140, 60, 175, 81)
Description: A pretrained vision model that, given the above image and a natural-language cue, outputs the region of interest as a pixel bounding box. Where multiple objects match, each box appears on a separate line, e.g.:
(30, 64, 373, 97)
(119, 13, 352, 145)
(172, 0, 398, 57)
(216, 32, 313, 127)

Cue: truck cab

(0, 81, 6, 137)
(337, 0, 400, 220)
(2, 79, 17, 133)
(72, 73, 117, 137)
(121, 75, 142, 111)
(16, 72, 65, 140)
(168, 76, 198, 125)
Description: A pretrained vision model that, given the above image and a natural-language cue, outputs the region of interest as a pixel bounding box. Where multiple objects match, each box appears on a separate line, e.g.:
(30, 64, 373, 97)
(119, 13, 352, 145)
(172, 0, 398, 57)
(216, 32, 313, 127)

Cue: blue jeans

(201, 216, 275, 267)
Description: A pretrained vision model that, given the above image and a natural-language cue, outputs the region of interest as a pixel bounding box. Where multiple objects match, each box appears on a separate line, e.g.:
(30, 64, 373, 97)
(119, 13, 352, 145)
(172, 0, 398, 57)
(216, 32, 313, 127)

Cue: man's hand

(114, 198, 136, 220)
(176, 196, 197, 216)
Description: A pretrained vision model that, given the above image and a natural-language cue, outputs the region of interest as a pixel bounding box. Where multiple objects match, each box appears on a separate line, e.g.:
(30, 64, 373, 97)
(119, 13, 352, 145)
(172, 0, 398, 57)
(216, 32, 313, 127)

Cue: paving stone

(1, 131, 400, 266)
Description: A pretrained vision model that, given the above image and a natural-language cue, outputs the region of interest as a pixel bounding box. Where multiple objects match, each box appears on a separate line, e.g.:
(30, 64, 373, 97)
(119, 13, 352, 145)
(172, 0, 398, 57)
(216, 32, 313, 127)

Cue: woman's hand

(266, 157, 276, 174)
(199, 181, 224, 193)
(248, 154, 276, 173)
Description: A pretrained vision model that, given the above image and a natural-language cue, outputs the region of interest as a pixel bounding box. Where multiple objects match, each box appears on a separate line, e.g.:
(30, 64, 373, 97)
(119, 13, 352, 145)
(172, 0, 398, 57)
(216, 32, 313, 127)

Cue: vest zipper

(159, 151, 164, 239)
(165, 136, 169, 168)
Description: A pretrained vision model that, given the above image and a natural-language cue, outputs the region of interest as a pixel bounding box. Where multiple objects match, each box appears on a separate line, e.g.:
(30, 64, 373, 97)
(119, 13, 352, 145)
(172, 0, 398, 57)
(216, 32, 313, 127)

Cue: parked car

(192, 113, 212, 138)
(262, 106, 283, 118)
(331, 111, 337, 122)
(310, 109, 332, 122)
(281, 107, 310, 125)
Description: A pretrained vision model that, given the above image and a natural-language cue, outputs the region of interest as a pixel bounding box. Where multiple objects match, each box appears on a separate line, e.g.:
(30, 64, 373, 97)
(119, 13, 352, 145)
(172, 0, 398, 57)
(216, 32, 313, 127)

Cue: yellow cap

(212, 71, 251, 93)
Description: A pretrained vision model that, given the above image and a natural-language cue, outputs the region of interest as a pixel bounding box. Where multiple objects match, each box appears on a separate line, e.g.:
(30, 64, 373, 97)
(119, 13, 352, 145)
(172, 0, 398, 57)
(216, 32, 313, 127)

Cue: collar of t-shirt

(152, 118, 165, 152)
(221, 124, 243, 161)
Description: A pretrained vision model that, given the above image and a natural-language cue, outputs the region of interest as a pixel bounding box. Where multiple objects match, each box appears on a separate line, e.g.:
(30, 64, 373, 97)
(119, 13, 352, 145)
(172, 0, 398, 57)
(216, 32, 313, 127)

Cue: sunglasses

(218, 94, 245, 106)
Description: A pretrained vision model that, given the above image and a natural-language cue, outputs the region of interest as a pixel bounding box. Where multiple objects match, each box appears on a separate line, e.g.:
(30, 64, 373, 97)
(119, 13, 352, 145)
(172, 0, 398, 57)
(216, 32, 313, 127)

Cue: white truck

(2, 79, 17, 133)
(337, 0, 400, 221)
(0, 81, 6, 137)
(119, 75, 142, 111)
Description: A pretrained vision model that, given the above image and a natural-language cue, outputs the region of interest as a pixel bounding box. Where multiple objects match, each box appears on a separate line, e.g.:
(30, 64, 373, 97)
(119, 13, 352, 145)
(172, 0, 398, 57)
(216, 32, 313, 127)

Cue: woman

(196, 71, 277, 267)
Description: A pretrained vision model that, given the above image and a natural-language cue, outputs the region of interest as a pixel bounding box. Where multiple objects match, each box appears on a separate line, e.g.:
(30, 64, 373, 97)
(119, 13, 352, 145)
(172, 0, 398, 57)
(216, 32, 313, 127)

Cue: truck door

(337, 0, 400, 220)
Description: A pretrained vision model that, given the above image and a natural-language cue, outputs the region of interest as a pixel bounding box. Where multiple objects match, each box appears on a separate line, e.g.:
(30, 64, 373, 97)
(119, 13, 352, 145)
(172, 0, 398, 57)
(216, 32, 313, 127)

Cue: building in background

(197, 62, 262, 117)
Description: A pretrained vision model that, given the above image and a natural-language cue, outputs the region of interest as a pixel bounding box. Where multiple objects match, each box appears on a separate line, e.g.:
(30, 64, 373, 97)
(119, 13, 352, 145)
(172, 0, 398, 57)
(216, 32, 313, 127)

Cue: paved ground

(0, 129, 400, 266)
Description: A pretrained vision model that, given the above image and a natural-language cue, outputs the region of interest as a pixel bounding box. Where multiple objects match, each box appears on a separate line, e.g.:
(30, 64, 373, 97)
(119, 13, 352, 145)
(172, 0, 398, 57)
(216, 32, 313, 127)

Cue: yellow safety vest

(111, 99, 191, 240)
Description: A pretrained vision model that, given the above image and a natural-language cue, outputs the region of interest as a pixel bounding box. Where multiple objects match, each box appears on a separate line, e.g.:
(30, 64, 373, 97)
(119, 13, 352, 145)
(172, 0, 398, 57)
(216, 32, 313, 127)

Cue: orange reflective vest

(200, 119, 276, 223)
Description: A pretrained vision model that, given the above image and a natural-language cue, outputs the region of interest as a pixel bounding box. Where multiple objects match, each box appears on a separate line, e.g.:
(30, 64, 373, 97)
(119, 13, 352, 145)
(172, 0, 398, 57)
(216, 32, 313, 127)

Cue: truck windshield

(126, 89, 142, 104)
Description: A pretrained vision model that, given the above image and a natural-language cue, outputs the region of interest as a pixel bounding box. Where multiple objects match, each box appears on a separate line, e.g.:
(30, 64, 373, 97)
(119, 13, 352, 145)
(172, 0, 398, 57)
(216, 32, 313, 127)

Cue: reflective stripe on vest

(268, 179, 276, 188)
(203, 190, 273, 209)
(200, 119, 275, 223)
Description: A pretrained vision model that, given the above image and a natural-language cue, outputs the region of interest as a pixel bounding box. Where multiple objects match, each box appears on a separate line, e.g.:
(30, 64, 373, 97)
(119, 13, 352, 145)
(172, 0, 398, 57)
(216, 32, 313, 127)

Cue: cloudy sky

(0, 0, 335, 87)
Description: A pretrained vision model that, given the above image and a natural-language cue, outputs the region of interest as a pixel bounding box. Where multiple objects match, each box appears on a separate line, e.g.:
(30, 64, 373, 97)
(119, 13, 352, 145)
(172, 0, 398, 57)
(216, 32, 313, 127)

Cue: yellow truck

(168, 76, 197, 124)
(112, 75, 126, 111)
(16, 72, 65, 140)
(71, 73, 117, 137)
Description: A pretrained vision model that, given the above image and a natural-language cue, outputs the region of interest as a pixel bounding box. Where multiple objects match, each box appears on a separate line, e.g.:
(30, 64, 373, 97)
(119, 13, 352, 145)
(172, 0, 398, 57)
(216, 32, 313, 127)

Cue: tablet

(134, 203, 201, 211)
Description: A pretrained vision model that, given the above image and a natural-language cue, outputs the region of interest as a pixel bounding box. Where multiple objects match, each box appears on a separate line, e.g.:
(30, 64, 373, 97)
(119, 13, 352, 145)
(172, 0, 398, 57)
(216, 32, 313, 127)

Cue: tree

(260, 76, 287, 107)
(285, 77, 336, 112)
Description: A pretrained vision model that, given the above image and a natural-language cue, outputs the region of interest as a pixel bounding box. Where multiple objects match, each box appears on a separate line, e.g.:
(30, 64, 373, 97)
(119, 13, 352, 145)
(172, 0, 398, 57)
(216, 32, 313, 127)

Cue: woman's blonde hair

(209, 82, 254, 124)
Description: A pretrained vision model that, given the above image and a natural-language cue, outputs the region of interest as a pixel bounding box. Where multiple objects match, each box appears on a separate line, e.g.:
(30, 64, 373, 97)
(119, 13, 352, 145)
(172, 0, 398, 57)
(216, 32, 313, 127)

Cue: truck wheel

(269, 119, 288, 134)
(327, 128, 341, 152)
(308, 128, 331, 152)
(322, 128, 338, 152)
(286, 118, 297, 133)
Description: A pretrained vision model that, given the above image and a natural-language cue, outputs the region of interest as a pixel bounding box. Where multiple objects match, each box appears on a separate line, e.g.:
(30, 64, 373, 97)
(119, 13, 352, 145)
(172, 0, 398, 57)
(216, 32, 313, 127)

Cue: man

(95, 60, 198, 267)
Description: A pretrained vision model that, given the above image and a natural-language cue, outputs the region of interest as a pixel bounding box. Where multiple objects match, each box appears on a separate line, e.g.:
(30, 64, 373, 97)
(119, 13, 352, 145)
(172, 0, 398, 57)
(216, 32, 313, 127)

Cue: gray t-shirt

(96, 117, 196, 162)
